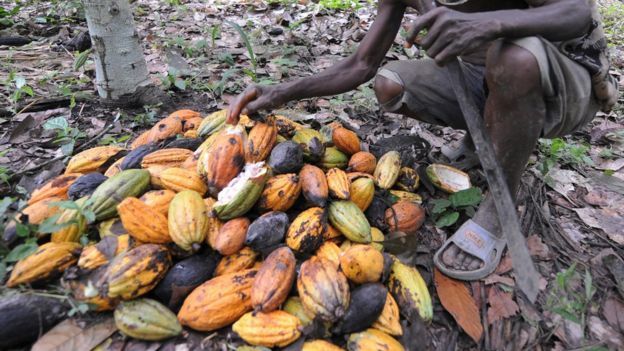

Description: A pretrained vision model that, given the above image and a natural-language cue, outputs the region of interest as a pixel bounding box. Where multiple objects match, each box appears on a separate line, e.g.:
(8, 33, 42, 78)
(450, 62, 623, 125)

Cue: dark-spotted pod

(67, 172, 108, 200)
(245, 211, 289, 253)
(332, 283, 387, 335)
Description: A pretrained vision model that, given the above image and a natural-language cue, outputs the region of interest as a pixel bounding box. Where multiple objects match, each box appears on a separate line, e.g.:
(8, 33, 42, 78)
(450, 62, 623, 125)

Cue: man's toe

(442, 245, 459, 267)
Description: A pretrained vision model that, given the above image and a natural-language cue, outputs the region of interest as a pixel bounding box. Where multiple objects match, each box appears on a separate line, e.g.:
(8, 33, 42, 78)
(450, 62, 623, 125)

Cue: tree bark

(82, 0, 164, 105)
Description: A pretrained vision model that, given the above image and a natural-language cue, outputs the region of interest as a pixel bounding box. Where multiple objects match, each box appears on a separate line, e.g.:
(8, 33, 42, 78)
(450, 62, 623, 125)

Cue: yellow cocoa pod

(78, 234, 135, 270)
(104, 157, 124, 177)
(257, 173, 301, 213)
(160, 167, 208, 195)
(388, 256, 433, 322)
(65, 146, 125, 174)
(105, 244, 171, 300)
(347, 328, 404, 351)
(139, 189, 176, 217)
(118, 197, 171, 244)
(339, 245, 383, 284)
(297, 256, 350, 322)
(373, 151, 401, 190)
(130, 130, 151, 149)
(7, 242, 81, 287)
(28, 173, 80, 205)
(303, 340, 344, 351)
(21, 196, 63, 225)
(168, 190, 208, 252)
(283, 296, 314, 327)
(114, 298, 182, 341)
(370, 227, 384, 252)
(140, 148, 193, 168)
(286, 207, 325, 254)
(215, 247, 258, 276)
(98, 217, 128, 238)
(327, 168, 350, 200)
(245, 121, 277, 163)
(372, 293, 403, 336)
(50, 197, 88, 243)
(233, 311, 302, 348)
(178, 268, 258, 332)
(316, 241, 342, 267)
(395, 167, 420, 192)
(349, 177, 375, 212)
(146, 165, 167, 189)
(388, 190, 423, 205)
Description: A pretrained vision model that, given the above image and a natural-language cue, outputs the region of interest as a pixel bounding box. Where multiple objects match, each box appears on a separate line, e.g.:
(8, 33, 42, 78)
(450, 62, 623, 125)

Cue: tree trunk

(83, 0, 164, 105)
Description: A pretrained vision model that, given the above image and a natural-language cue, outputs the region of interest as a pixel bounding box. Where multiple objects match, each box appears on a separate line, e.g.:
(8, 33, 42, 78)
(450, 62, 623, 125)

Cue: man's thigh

(376, 58, 486, 130)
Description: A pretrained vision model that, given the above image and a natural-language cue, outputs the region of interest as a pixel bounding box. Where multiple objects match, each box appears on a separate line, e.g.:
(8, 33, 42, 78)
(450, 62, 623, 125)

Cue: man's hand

(226, 85, 286, 125)
(405, 7, 501, 65)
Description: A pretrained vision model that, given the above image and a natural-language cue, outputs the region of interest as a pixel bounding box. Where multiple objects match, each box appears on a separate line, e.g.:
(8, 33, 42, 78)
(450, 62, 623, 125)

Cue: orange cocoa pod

(300, 164, 328, 207)
(197, 125, 246, 198)
(118, 197, 171, 244)
(245, 121, 277, 163)
(215, 247, 258, 276)
(347, 151, 377, 174)
(327, 168, 350, 200)
(28, 173, 80, 205)
(384, 201, 425, 234)
(146, 116, 183, 143)
(140, 190, 176, 217)
(214, 217, 250, 255)
(332, 127, 360, 155)
(140, 148, 194, 168)
(251, 247, 296, 313)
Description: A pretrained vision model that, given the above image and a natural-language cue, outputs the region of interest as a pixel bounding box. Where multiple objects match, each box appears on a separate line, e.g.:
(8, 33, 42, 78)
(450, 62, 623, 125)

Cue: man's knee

(485, 42, 541, 94)
(374, 74, 404, 105)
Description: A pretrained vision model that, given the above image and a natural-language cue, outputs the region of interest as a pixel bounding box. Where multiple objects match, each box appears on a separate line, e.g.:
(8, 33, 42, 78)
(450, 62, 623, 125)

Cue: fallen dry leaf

(603, 296, 624, 334)
(527, 234, 551, 260)
(31, 317, 117, 351)
(487, 286, 519, 325)
(434, 269, 483, 343)
(574, 207, 624, 245)
(484, 274, 515, 287)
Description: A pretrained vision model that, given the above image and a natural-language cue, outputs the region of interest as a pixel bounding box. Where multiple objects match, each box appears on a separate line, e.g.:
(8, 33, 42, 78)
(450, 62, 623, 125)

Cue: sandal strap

(449, 220, 500, 262)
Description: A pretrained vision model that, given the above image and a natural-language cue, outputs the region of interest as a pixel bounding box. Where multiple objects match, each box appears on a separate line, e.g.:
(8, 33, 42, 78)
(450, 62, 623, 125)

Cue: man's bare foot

(440, 193, 501, 272)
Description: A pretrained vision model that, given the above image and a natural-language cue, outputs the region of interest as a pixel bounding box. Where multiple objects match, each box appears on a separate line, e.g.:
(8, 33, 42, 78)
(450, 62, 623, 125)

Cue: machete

(446, 59, 540, 302)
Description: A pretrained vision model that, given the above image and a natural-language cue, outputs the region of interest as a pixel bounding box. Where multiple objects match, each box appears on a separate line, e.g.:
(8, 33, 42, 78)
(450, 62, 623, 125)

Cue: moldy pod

(286, 207, 326, 254)
(292, 128, 325, 162)
(67, 172, 108, 200)
(333, 283, 387, 335)
(267, 141, 304, 174)
(245, 211, 289, 252)
(153, 250, 219, 311)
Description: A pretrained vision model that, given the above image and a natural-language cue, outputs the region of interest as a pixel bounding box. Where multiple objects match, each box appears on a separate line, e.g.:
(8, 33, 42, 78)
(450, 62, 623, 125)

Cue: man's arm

(406, 0, 592, 65)
(227, 0, 408, 123)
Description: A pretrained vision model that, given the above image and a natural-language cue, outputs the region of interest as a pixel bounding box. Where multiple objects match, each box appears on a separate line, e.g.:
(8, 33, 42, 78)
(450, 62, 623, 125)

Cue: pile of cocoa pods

(4, 109, 472, 350)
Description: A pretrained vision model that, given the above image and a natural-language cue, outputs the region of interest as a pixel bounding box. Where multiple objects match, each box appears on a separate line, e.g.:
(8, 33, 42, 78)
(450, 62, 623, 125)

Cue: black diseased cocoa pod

(245, 211, 289, 252)
(0, 293, 69, 349)
(164, 137, 203, 151)
(332, 283, 387, 335)
(120, 143, 160, 170)
(152, 250, 219, 312)
(268, 141, 303, 174)
(307, 136, 325, 162)
(365, 195, 389, 231)
(67, 172, 108, 200)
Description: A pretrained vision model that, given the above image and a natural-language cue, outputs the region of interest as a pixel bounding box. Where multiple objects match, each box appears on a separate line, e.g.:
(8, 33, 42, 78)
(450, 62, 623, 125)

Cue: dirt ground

(1, 0, 624, 350)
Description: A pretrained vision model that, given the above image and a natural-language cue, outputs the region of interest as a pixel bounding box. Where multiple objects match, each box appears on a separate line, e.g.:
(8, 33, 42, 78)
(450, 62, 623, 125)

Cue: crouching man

(227, 0, 618, 280)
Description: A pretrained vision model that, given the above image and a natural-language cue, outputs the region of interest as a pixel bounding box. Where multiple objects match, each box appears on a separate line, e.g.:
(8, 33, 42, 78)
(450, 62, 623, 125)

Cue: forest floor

(1, 0, 624, 350)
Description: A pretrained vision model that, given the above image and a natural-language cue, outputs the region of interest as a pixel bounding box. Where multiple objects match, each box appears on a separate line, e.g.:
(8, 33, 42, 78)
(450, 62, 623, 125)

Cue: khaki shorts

(377, 37, 600, 138)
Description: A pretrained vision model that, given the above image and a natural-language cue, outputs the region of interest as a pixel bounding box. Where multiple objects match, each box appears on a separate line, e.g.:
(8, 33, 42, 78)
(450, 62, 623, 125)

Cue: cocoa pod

(267, 141, 304, 174)
(215, 247, 258, 276)
(65, 146, 125, 174)
(245, 211, 289, 252)
(373, 151, 401, 190)
(213, 217, 249, 255)
(178, 268, 258, 331)
(327, 168, 350, 200)
(286, 207, 325, 254)
(139, 189, 176, 217)
(300, 164, 329, 207)
(332, 127, 360, 155)
(339, 245, 383, 284)
(114, 298, 182, 340)
(347, 329, 404, 351)
(257, 173, 301, 213)
(384, 201, 425, 235)
(349, 177, 375, 212)
(168, 190, 209, 252)
(251, 247, 296, 313)
(372, 293, 403, 336)
(233, 311, 302, 348)
(28, 173, 80, 205)
(347, 152, 376, 174)
(328, 200, 371, 243)
(7, 242, 82, 287)
(333, 283, 387, 335)
(67, 172, 108, 200)
(86, 169, 151, 221)
(140, 148, 194, 168)
(245, 121, 277, 163)
(297, 256, 350, 322)
(198, 125, 246, 197)
(160, 167, 208, 195)
(118, 197, 171, 244)
(293, 128, 325, 162)
(105, 244, 171, 300)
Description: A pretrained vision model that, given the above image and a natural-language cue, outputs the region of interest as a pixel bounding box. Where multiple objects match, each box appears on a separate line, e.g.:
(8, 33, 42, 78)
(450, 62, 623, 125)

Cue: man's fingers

(426, 34, 450, 61)
(419, 20, 443, 50)
(227, 87, 259, 124)
(405, 9, 440, 47)
(434, 44, 460, 66)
